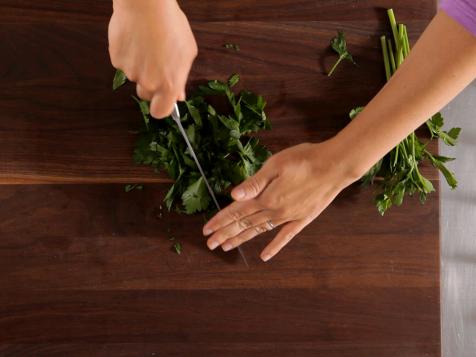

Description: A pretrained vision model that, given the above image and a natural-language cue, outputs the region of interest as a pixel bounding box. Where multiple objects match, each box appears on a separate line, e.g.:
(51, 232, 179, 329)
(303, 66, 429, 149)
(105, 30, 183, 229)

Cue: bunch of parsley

(114, 72, 271, 214)
(350, 9, 460, 215)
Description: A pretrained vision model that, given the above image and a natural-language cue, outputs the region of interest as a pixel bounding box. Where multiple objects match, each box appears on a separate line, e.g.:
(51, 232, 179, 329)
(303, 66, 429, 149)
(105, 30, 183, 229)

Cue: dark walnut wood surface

(0, 1, 440, 356)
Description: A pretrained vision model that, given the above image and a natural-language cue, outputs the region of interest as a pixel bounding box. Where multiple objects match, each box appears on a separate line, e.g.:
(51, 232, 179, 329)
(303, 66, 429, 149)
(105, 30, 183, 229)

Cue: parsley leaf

(114, 72, 272, 214)
(181, 177, 211, 214)
(328, 31, 356, 77)
(124, 184, 143, 192)
(113, 69, 127, 90)
(173, 241, 182, 255)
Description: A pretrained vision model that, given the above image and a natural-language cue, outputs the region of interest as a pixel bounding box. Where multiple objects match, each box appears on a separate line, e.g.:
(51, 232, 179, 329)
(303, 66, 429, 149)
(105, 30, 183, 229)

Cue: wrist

(321, 135, 368, 186)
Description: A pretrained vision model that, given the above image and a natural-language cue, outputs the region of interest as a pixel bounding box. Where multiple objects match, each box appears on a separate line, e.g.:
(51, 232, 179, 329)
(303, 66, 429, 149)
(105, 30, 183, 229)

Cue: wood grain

(0, 2, 438, 183)
(0, 184, 438, 291)
(0, 185, 439, 356)
(0, 1, 441, 356)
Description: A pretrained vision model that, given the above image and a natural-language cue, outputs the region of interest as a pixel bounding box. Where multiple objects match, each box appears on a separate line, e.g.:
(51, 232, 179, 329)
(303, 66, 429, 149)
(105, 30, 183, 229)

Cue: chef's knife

(171, 104, 249, 267)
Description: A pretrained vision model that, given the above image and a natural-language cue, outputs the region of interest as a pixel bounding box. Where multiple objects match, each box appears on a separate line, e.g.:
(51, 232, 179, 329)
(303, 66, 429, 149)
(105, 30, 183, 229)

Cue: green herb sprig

(350, 9, 460, 215)
(328, 31, 356, 77)
(114, 72, 271, 214)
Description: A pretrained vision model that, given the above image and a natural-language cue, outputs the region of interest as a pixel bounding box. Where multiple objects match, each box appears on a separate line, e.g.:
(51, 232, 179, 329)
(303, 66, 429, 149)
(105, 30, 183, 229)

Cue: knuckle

(160, 77, 175, 93)
(139, 77, 158, 93)
(259, 196, 276, 209)
(227, 210, 241, 222)
(190, 44, 198, 58)
(124, 70, 137, 83)
(246, 178, 262, 196)
(254, 224, 268, 235)
(109, 54, 120, 70)
(265, 155, 278, 168)
(238, 218, 252, 230)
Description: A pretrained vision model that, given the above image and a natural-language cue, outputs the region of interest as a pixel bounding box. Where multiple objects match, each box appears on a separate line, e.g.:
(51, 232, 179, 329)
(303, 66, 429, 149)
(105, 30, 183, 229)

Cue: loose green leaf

(125, 184, 144, 192)
(132, 96, 151, 129)
(208, 80, 229, 92)
(328, 31, 356, 77)
(113, 69, 127, 90)
(228, 73, 240, 88)
(181, 177, 211, 214)
(349, 106, 364, 120)
(173, 241, 182, 255)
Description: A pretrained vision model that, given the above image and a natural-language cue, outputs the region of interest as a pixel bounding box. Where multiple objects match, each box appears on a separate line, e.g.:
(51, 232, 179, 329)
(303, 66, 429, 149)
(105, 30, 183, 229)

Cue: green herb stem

(399, 24, 408, 58)
(403, 25, 411, 54)
(387, 39, 396, 74)
(387, 9, 400, 52)
(380, 36, 391, 81)
(327, 55, 345, 77)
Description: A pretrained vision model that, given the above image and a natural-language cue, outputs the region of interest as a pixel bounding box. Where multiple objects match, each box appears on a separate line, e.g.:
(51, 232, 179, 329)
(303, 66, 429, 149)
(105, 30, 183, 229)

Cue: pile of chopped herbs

(114, 72, 271, 214)
(350, 9, 460, 215)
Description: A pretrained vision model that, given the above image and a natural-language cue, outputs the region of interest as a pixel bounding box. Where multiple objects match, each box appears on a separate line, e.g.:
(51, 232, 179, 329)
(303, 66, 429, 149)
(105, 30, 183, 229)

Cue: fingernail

(203, 228, 213, 236)
(261, 254, 271, 262)
(208, 241, 219, 250)
(233, 188, 245, 199)
(222, 243, 232, 252)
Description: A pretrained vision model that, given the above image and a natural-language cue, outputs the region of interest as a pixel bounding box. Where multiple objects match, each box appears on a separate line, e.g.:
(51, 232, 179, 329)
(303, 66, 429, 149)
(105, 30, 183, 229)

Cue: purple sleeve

(440, 0, 476, 36)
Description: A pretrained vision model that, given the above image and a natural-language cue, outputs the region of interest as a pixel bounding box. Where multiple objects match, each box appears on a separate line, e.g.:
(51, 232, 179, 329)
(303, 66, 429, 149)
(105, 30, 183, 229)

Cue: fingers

(178, 90, 186, 102)
(136, 84, 154, 101)
(260, 220, 308, 262)
(221, 220, 278, 252)
(150, 92, 177, 119)
(231, 163, 278, 201)
(203, 200, 262, 237)
(206, 210, 278, 250)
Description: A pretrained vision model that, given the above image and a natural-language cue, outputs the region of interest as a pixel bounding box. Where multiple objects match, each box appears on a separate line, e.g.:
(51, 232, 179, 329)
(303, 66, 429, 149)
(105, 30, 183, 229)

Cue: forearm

(112, 0, 178, 13)
(335, 10, 476, 180)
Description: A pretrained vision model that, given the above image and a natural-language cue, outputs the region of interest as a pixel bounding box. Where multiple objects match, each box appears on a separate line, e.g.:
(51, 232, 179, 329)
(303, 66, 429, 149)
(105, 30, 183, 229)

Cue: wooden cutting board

(0, 1, 440, 356)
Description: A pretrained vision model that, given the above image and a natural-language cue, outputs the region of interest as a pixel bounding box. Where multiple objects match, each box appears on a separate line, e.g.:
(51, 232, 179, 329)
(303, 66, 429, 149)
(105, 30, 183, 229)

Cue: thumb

(232, 164, 277, 201)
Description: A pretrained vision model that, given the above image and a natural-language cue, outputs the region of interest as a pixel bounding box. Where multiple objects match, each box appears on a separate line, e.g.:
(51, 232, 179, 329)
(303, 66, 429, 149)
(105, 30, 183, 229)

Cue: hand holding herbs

(114, 72, 271, 214)
(349, 9, 461, 215)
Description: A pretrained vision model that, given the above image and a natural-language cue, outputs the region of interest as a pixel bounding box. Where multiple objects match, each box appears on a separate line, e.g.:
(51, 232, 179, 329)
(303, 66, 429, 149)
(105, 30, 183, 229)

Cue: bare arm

(336, 10, 476, 179)
(203, 10, 476, 262)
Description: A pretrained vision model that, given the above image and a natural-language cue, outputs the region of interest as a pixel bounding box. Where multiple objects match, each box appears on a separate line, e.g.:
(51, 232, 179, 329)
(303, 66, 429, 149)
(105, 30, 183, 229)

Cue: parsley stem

(399, 24, 408, 58)
(402, 25, 411, 54)
(387, 9, 400, 53)
(393, 144, 399, 168)
(380, 36, 391, 81)
(387, 39, 396, 74)
(327, 55, 345, 77)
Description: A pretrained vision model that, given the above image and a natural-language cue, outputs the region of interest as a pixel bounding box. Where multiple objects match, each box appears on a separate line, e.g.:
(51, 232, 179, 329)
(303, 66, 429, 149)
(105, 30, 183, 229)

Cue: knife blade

(171, 103, 249, 267)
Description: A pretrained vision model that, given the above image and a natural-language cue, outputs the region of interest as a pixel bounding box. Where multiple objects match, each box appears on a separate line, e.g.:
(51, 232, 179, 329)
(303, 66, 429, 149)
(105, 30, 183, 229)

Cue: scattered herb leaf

(124, 184, 144, 192)
(328, 31, 356, 77)
(173, 241, 182, 255)
(113, 69, 127, 90)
